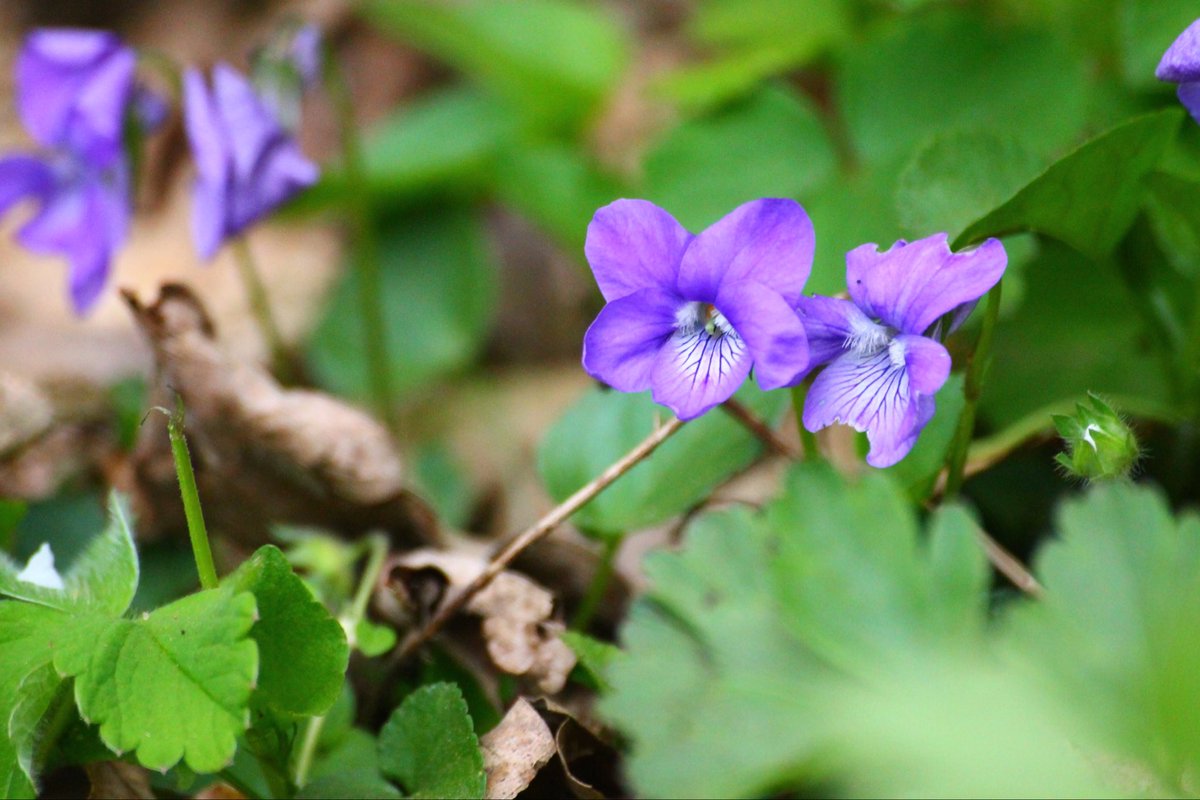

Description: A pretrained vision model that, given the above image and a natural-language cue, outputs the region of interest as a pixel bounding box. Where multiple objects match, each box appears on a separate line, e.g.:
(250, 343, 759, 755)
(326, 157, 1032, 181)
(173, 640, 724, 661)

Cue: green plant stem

(292, 533, 390, 789)
(327, 55, 399, 436)
(790, 383, 821, 461)
(571, 535, 620, 631)
(943, 281, 1003, 499)
(233, 237, 295, 384)
(165, 400, 218, 590)
(1185, 273, 1200, 415)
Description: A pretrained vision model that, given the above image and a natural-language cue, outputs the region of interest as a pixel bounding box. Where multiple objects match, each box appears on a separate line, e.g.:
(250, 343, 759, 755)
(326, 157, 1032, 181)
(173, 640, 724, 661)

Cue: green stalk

(327, 55, 399, 436)
(165, 399, 219, 590)
(233, 238, 296, 385)
(571, 535, 620, 631)
(943, 281, 1003, 499)
(790, 382, 821, 461)
(293, 533, 389, 788)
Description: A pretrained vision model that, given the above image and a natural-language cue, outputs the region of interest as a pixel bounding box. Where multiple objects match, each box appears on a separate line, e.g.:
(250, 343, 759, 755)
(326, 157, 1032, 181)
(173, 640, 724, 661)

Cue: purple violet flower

(582, 198, 813, 420)
(1157, 19, 1200, 123)
(797, 234, 1006, 468)
(0, 152, 130, 312)
(0, 29, 142, 313)
(17, 29, 137, 166)
(183, 63, 319, 260)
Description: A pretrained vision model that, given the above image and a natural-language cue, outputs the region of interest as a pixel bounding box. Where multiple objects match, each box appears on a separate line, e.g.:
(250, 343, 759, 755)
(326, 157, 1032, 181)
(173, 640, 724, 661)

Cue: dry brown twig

(394, 415, 685, 662)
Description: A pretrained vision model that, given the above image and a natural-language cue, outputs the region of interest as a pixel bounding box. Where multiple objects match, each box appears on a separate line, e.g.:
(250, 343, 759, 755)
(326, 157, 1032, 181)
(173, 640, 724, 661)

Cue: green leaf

(838, 9, 1091, 166)
(602, 465, 992, 796)
(9, 663, 66, 791)
(896, 130, 1044, 239)
(561, 631, 621, 693)
(378, 683, 485, 800)
(355, 620, 397, 658)
(955, 110, 1183, 258)
(297, 772, 402, 800)
(226, 546, 349, 717)
(816, 655, 1113, 798)
(603, 505, 819, 798)
(1009, 482, 1200, 783)
(0, 603, 70, 798)
(981, 242, 1170, 427)
(764, 465, 988, 670)
(305, 87, 514, 208)
(362, 0, 627, 132)
(656, 0, 848, 109)
(1143, 171, 1200, 275)
(642, 86, 836, 231)
(309, 208, 497, 402)
(538, 383, 787, 536)
(490, 140, 623, 253)
(53, 588, 259, 773)
(804, 157, 908, 295)
(1119, 0, 1198, 89)
(0, 493, 138, 616)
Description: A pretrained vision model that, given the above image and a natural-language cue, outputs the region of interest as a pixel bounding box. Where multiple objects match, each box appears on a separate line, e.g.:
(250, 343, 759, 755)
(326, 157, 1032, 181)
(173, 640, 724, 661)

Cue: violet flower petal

(677, 198, 814, 305)
(0, 155, 54, 215)
(802, 348, 928, 468)
(585, 199, 692, 302)
(794, 294, 876, 368)
(17, 29, 134, 163)
(17, 162, 129, 313)
(1179, 83, 1200, 125)
(650, 324, 752, 421)
(894, 334, 951, 395)
(582, 287, 681, 392)
(716, 280, 809, 390)
(846, 234, 1006, 336)
(1157, 19, 1200, 82)
(183, 63, 318, 260)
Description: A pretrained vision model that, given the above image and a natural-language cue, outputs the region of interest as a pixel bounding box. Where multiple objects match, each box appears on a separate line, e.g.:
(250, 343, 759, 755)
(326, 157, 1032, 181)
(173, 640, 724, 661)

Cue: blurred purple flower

(0, 151, 130, 312)
(16, 28, 137, 165)
(183, 63, 319, 260)
(582, 198, 813, 420)
(0, 29, 144, 313)
(1157, 18, 1200, 123)
(797, 234, 1006, 468)
(253, 23, 322, 131)
(288, 23, 323, 89)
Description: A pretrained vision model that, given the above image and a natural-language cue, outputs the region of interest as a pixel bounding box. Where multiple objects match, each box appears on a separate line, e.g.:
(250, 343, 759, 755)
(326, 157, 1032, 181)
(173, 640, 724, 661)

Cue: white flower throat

(845, 316, 906, 368)
(676, 301, 734, 338)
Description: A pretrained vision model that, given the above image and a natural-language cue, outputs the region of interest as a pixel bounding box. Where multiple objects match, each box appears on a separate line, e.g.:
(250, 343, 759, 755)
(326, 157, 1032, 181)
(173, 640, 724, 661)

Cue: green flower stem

(165, 399, 219, 591)
(293, 533, 390, 789)
(943, 281, 1003, 499)
(232, 237, 296, 385)
(1185, 273, 1200, 415)
(571, 534, 620, 632)
(327, 54, 399, 436)
(790, 382, 821, 461)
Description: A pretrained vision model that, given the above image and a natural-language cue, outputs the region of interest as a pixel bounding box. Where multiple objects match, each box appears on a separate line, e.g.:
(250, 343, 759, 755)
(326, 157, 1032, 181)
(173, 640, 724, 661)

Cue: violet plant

(9, 6, 1200, 800)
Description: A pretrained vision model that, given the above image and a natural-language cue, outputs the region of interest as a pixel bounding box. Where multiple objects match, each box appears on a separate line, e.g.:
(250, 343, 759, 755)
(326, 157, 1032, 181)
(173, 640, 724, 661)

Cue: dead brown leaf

(390, 549, 577, 693)
(123, 283, 437, 547)
(480, 698, 557, 800)
(85, 760, 153, 800)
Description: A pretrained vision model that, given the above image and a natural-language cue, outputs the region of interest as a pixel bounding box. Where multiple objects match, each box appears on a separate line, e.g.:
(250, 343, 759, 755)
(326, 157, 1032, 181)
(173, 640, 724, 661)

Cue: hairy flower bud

(1053, 393, 1139, 481)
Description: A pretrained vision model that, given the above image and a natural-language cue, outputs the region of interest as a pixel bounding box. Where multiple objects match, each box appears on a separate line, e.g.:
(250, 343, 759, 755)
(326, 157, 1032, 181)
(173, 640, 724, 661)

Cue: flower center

(844, 316, 894, 356)
(676, 301, 734, 338)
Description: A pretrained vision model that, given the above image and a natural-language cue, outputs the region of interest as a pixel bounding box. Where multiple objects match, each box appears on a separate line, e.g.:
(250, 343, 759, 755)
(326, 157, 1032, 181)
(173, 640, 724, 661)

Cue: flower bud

(1053, 393, 1139, 481)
